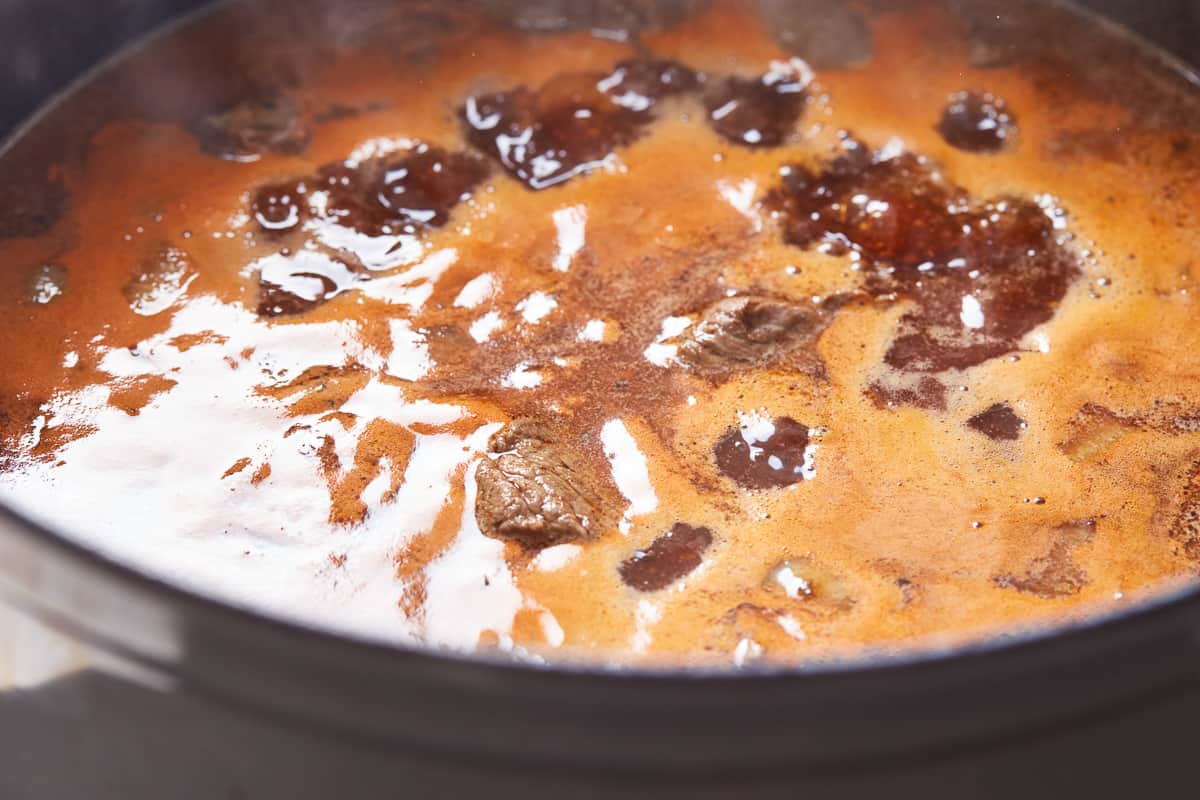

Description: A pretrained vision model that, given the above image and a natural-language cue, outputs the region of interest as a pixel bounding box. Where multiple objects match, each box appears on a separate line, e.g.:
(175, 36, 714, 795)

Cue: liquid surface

(1, 0, 1200, 667)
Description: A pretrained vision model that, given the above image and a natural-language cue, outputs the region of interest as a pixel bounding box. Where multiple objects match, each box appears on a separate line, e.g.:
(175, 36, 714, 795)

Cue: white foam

(516, 291, 558, 324)
(385, 320, 431, 381)
(0, 298, 508, 648)
(717, 178, 762, 232)
(578, 319, 607, 342)
(453, 273, 497, 309)
(643, 316, 692, 367)
(960, 294, 985, 330)
(469, 310, 505, 343)
(422, 461, 524, 651)
(502, 362, 543, 389)
(551, 204, 587, 272)
(531, 544, 582, 572)
(600, 419, 658, 533)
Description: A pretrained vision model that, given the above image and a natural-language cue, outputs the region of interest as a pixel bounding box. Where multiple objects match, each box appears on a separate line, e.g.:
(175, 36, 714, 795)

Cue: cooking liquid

(1, 0, 1199, 666)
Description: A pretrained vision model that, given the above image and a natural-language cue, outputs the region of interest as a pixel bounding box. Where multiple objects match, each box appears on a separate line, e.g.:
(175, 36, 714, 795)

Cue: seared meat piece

(678, 296, 826, 377)
(475, 420, 609, 548)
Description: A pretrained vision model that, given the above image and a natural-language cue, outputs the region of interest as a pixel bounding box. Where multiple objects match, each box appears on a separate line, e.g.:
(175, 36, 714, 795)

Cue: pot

(2, 2, 1200, 797)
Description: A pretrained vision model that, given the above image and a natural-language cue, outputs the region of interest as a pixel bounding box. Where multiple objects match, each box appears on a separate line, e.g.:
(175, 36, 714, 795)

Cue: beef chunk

(994, 519, 1094, 599)
(475, 420, 608, 548)
(461, 60, 697, 190)
(714, 416, 810, 488)
(937, 91, 1016, 153)
(252, 144, 490, 239)
(678, 296, 826, 376)
(757, 0, 873, 70)
(460, 56, 806, 185)
(619, 522, 714, 591)
(769, 139, 1079, 377)
(704, 59, 810, 147)
(194, 96, 310, 161)
(967, 402, 1026, 440)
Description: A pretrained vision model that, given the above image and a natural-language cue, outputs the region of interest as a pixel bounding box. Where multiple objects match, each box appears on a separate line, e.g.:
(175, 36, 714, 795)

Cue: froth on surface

(1, 0, 1200, 668)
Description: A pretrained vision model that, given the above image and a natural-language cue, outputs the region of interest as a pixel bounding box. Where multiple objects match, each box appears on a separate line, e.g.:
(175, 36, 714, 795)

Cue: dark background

(0, 0, 210, 135)
(0, 0, 1198, 139)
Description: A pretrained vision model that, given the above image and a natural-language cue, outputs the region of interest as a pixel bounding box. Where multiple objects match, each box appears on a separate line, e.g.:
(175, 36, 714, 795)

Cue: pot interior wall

(1, 0, 1198, 139)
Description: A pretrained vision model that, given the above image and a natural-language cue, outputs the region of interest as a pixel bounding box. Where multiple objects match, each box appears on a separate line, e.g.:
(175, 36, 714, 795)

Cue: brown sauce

(619, 522, 715, 591)
(0, 0, 1199, 667)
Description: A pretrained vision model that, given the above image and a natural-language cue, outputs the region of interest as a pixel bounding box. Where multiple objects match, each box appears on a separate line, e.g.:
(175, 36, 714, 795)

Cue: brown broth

(1, 0, 1199, 667)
